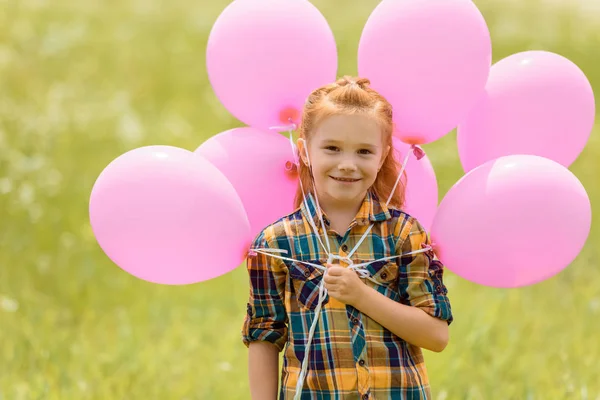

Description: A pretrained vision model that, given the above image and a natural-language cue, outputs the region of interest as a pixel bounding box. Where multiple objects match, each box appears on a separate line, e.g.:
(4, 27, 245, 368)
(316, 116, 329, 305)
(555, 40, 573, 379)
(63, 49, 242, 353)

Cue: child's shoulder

(385, 204, 418, 225)
(384, 205, 429, 237)
(251, 206, 304, 248)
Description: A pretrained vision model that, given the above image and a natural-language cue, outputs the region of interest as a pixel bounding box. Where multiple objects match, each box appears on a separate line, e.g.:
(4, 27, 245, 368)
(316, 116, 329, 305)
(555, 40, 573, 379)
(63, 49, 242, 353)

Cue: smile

(330, 176, 361, 183)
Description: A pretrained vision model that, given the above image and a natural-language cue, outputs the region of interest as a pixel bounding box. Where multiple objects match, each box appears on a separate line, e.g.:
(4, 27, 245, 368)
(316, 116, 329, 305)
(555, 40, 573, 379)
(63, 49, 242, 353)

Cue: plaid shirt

(242, 191, 453, 400)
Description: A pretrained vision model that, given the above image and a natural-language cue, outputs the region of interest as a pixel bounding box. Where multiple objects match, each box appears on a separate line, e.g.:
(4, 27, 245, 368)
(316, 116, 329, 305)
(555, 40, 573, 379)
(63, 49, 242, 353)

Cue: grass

(1, 0, 599, 398)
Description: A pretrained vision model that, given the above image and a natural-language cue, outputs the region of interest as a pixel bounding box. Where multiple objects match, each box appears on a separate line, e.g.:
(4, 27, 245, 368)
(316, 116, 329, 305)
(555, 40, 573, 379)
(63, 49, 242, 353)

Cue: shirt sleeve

(242, 230, 289, 351)
(396, 217, 454, 325)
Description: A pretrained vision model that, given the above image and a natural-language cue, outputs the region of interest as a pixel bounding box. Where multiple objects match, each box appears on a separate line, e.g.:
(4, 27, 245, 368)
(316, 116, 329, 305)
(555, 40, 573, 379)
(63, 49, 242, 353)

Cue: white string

(274, 122, 333, 256)
(386, 147, 412, 207)
(313, 192, 332, 253)
(252, 246, 430, 295)
(299, 141, 332, 255)
(299, 177, 330, 255)
(346, 224, 373, 258)
(258, 124, 421, 399)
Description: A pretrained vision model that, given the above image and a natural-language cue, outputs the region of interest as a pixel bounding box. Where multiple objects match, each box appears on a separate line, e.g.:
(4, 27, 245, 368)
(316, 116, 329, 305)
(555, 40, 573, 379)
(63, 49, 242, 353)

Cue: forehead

(313, 114, 383, 145)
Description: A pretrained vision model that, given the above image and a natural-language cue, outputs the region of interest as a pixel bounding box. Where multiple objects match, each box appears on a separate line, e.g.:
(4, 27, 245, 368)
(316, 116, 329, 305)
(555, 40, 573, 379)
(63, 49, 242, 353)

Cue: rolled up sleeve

(397, 218, 454, 325)
(242, 232, 289, 351)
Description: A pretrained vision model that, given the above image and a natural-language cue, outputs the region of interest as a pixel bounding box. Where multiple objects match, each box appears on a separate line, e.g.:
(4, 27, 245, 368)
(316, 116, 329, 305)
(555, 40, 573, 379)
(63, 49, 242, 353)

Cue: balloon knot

(411, 145, 426, 160)
(285, 160, 298, 173)
(279, 107, 300, 128)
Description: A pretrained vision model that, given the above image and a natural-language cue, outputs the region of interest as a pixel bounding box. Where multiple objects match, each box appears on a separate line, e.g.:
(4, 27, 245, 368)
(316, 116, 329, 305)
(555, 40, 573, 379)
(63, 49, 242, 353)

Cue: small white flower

(1, 296, 19, 312)
(218, 362, 232, 372)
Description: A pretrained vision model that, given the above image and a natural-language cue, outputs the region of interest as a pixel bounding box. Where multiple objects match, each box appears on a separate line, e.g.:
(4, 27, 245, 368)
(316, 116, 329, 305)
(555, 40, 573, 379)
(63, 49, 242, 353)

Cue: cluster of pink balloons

(89, 0, 594, 289)
(430, 49, 595, 288)
(90, 0, 339, 285)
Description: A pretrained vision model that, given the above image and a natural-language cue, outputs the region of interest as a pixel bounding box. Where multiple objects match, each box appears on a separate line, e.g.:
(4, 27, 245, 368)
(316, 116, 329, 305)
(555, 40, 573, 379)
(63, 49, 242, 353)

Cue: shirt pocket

(288, 260, 328, 311)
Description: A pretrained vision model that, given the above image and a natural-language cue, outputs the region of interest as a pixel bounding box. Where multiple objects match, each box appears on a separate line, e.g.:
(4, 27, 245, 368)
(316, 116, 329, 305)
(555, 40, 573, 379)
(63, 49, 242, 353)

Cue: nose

(338, 157, 357, 172)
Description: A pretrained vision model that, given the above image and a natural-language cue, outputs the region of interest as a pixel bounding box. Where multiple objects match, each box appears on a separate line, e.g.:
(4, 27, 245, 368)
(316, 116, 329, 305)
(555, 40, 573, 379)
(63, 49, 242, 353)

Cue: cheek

(311, 157, 334, 175)
(307, 163, 329, 188)
(362, 160, 381, 176)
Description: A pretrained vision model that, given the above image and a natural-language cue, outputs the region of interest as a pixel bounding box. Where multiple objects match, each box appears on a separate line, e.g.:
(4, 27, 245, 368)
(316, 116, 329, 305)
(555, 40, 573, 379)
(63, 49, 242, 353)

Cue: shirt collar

(300, 190, 392, 228)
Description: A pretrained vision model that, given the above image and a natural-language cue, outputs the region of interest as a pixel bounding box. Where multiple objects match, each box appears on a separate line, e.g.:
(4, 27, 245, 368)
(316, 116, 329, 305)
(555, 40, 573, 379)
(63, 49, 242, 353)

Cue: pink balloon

(358, 0, 491, 144)
(431, 155, 591, 288)
(457, 50, 595, 173)
(89, 146, 251, 285)
(392, 138, 438, 231)
(195, 128, 298, 237)
(206, 0, 337, 131)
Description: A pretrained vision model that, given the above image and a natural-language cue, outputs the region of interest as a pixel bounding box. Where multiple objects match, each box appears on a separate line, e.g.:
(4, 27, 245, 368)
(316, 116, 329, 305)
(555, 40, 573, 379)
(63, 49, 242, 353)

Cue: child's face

(299, 114, 390, 208)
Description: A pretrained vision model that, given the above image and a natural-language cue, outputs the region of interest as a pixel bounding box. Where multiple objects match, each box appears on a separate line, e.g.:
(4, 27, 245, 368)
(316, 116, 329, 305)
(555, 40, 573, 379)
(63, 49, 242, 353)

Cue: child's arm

(248, 342, 280, 399)
(356, 218, 453, 352)
(242, 232, 288, 399)
(355, 283, 449, 352)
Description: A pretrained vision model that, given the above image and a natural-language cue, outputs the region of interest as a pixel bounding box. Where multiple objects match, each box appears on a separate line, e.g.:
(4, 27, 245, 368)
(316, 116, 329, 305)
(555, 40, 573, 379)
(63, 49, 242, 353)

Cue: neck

(316, 191, 366, 233)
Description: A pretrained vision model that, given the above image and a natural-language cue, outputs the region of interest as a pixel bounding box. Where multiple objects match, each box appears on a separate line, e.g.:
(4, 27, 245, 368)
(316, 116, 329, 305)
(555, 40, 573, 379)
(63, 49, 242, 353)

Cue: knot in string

(354, 268, 372, 279)
(327, 253, 354, 267)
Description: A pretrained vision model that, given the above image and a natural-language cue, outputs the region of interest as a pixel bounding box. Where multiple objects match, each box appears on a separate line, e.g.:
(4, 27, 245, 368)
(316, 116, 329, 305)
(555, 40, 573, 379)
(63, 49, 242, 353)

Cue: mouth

(330, 176, 361, 183)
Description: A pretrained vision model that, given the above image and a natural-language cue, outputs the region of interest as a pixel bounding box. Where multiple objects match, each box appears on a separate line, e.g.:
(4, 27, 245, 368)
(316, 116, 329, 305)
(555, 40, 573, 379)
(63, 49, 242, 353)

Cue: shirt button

(362, 394, 369, 400)
(352, 318, 359, 325)
(304, 270, 311, 278)
(380, 272, 387, 279)
(359, 359, 365, 366)
(341, 244, 348, 252)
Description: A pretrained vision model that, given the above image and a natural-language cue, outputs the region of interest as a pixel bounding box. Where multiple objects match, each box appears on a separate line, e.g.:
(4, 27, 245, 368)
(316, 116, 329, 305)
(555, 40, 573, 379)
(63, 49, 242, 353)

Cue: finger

(324, 281, 338, 293)
(326, 276, 342, 288)
(327, 266, 345, 276)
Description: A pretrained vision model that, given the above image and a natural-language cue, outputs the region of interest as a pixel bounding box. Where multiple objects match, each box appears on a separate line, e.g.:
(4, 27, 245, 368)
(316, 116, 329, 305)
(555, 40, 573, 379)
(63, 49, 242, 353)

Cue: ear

(297, 138, 310, 167)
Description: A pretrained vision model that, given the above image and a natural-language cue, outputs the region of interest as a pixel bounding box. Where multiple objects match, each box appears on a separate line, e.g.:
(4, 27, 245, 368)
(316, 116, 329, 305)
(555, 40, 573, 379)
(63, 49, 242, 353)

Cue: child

(242, 76, 453, 400)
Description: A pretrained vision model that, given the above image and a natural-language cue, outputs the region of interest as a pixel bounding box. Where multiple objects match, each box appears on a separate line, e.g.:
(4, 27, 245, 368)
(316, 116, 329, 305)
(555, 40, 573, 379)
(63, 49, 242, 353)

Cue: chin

(327, 189, 366, 203)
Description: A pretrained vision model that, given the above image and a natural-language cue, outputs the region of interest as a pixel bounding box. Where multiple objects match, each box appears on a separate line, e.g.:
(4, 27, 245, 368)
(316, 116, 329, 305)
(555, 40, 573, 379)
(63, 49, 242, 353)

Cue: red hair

(294, 76, 406, 209)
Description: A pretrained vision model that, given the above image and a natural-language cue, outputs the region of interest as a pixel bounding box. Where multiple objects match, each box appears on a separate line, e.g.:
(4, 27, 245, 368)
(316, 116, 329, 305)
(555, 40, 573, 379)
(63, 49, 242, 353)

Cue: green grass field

(1, 0, 599, 398)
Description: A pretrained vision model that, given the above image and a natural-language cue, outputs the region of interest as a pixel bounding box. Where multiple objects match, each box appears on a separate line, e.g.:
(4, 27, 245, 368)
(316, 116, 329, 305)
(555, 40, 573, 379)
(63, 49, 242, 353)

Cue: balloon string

(251, 247, 431, 285)
(386, 145, 423, 207)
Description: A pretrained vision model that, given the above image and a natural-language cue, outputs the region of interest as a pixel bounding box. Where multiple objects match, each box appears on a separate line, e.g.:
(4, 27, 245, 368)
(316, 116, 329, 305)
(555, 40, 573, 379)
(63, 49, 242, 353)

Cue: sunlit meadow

(1, 0, 599, 398)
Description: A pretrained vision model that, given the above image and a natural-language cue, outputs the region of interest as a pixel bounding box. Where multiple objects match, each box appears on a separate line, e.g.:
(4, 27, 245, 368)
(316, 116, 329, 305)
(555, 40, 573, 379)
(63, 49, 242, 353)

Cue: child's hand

(323, 265, 367, 307)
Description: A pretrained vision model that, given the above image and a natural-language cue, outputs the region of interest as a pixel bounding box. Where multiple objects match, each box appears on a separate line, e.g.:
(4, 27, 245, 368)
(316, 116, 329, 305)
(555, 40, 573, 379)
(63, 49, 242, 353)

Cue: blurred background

(1, 0, 598, 398)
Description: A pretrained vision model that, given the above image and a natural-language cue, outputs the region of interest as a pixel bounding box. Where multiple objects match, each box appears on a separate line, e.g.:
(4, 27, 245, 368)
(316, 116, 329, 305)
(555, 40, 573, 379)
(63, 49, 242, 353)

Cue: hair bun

(335, 76, 371, 89)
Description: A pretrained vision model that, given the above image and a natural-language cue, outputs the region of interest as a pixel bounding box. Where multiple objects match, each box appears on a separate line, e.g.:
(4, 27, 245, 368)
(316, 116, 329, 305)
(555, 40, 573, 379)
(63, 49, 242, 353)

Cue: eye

(358, 149, 373, 155)
(324, 146, 340, 152)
